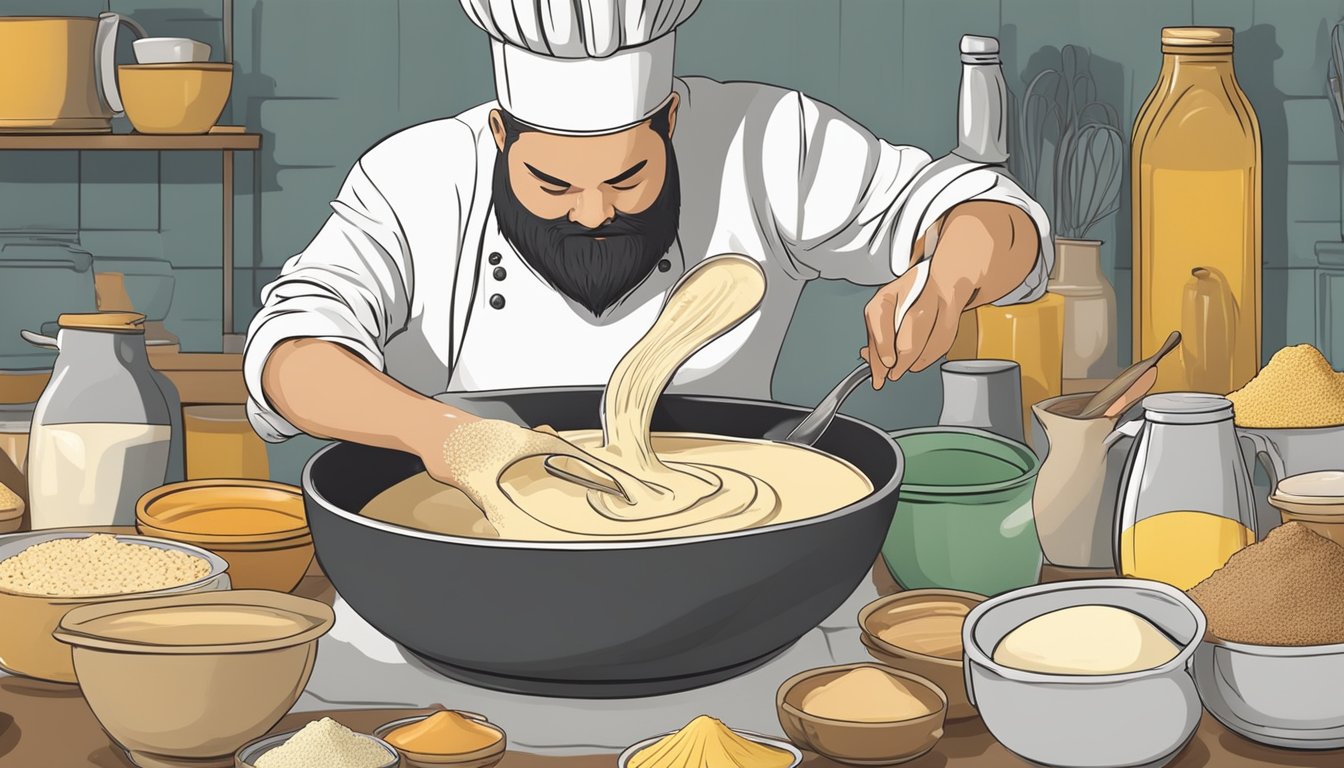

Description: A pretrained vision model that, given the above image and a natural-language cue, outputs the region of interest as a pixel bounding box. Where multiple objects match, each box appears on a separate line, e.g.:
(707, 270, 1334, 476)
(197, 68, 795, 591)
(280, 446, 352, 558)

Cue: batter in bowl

(362, 255, 873, 541)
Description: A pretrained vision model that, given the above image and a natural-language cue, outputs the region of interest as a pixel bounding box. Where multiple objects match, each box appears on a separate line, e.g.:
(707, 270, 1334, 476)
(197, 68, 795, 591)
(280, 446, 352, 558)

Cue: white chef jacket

(244, 76, 1053, 443)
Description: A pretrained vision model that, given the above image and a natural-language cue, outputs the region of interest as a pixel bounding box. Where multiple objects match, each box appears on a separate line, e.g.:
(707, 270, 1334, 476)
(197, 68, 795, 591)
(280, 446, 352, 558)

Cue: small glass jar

(1116, 393, 1257, 590)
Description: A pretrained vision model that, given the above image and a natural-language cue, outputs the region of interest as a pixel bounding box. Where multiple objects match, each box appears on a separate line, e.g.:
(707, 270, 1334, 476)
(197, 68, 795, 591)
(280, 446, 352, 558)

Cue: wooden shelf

(0, 132, 260, 151)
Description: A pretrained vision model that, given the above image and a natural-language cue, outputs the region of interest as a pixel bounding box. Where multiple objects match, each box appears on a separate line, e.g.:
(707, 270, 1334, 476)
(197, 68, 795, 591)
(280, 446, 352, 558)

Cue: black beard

(492, 142, 681, 317)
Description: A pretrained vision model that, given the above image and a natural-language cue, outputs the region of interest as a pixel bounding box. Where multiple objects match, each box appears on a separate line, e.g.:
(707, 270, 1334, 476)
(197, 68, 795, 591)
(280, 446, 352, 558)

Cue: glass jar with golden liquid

(1116, 393, 1257, 590)
(1132, 27, 1261, 394)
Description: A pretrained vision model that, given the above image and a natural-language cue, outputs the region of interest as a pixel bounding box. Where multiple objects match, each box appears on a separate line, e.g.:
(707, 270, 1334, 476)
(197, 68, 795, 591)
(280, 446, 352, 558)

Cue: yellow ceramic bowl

(118, 63, 232, 134)
(137, 480, 314, 593)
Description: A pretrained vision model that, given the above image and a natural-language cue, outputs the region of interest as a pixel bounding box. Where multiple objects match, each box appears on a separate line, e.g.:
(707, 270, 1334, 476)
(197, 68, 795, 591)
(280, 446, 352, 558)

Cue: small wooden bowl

(777, 663, 946, 766)
(374, 712, 506, 768)
(858, 589, 986, 720)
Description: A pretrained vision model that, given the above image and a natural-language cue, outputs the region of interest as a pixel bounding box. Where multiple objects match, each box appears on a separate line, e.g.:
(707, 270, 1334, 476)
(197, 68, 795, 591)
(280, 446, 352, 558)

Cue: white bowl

(133, 37, 211, 64)
(1194, 637, 1344, 749)
(963, 579, 1205, 768)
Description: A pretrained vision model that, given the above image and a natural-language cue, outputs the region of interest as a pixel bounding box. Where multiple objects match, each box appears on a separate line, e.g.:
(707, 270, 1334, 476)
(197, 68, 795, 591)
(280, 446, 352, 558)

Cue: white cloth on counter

(243, 75, 1053, 444)
(294, 579, 882, 756)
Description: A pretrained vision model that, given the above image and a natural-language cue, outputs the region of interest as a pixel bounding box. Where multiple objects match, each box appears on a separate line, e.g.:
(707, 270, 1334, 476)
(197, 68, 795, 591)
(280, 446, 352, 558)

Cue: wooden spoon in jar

(1078, 331, 1181, 420)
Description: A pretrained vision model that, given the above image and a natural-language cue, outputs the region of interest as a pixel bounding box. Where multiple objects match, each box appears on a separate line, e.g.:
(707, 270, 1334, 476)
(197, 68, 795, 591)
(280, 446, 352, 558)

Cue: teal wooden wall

(4, 0, 1344, 479)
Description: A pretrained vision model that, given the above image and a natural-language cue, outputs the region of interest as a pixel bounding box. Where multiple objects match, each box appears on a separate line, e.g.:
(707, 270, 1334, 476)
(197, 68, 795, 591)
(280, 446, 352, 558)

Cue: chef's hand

(860, 202, 1039, 389)
(413, 419, 634, 506)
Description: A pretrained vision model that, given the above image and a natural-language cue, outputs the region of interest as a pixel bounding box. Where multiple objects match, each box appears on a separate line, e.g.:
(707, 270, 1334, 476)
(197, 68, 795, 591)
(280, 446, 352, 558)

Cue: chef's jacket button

(493, 266, 507, 281)
(488, 252, 502, 265)
(489, 294, 506, 310)
(658, 259, 671, 272)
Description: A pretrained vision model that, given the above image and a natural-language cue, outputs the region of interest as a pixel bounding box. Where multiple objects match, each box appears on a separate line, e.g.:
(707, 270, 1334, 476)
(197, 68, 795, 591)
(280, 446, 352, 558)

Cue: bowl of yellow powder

(962, 579, 1206, 768)
(775, 663, 946, 765)
(0, 530, 229, 684)
(618, 716, 801, 768)
(373, 710, 505, 768)
(237, 717, 399, 768)
(858, 589, 986, 721)
(1187, 522, 1344, 749)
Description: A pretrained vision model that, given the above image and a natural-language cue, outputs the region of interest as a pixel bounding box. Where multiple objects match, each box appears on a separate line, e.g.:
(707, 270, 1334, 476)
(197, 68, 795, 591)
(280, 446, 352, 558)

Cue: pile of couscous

(254, 718, 392, 768)
(0, 534, 211, 597)
(1227, 344, 1344, 428)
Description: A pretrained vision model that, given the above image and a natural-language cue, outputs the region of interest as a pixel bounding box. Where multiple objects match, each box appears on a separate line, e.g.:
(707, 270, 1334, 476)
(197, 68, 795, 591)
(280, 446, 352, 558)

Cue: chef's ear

(489, 110, 507, 152)
(666, 92, 680, 138)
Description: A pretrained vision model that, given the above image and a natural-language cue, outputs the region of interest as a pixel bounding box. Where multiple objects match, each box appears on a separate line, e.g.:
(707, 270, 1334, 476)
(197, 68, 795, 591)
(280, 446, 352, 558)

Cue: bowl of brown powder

(1187, 522, 1344, 749)
(0, 530, 229, 684)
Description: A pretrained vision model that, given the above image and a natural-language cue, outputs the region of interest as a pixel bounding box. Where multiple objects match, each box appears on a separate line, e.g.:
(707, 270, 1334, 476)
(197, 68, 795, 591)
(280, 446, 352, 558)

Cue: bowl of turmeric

(776, 663, 946, 765)
(373, 710, 505, 768)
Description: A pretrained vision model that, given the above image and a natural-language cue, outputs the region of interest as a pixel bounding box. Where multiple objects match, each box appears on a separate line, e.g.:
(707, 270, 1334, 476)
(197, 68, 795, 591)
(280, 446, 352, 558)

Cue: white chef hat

(459, 0, 702, 135)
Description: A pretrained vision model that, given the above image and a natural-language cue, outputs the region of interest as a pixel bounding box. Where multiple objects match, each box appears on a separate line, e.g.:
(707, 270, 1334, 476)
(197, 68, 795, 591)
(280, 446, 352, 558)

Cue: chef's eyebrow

(604, 160, 647, 186)
(525, 163, 571, 188)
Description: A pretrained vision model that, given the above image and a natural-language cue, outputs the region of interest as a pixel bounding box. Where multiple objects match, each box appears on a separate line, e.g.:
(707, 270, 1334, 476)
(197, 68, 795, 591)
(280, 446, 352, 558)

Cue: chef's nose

(569, 190, 615, 230)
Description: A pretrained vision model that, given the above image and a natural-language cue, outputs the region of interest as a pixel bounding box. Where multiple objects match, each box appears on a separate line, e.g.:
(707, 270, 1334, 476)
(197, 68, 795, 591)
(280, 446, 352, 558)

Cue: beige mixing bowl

(54, 590, 334, 768)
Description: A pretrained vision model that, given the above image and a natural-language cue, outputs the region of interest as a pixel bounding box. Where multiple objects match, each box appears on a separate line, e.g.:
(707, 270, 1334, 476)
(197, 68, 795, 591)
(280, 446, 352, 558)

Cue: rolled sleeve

(760, 90, 1052, 304)
(244, 160, 412, 443)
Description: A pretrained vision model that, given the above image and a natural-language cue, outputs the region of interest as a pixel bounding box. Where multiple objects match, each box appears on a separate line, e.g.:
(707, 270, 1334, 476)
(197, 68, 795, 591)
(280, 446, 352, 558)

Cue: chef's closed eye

(525, 163, 572, 195)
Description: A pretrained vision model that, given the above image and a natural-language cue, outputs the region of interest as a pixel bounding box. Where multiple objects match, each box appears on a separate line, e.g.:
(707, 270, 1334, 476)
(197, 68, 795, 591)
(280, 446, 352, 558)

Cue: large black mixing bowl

(303, 388, 903, 698)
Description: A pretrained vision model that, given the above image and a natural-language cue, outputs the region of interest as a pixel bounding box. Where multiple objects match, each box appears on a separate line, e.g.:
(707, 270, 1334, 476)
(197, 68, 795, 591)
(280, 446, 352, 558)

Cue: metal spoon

(543, 362, 870, 496)
(763, 362, 872, 445)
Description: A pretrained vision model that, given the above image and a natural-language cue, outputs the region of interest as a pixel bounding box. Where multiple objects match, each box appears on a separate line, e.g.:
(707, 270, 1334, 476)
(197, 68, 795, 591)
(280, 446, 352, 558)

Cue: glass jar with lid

(26, 312, 172, 529)
(1116, 392, 1257, 590)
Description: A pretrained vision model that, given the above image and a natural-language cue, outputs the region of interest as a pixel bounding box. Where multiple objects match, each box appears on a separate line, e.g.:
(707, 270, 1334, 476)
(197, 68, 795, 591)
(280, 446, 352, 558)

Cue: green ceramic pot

(883, 427, 1043, 597)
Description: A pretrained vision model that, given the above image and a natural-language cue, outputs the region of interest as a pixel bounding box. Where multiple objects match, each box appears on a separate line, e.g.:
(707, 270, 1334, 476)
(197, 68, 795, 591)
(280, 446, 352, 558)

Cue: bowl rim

(857, 589, 987, 667)
(962, 578, 1207, 684)
(1200, 635, 1344, 656)
(373, 711, 507, 763)
(775, 662, 949, 728)
(137, 479, 308, 542)
(302, 391, 905, 551)
(0, 529, 229, 601)
(887, 426, 1040, 495)
(135, 520, 314, 550)
(235, 725, 399, 768)
(53, 588, 334, 654)
(616, 726, 802, 768)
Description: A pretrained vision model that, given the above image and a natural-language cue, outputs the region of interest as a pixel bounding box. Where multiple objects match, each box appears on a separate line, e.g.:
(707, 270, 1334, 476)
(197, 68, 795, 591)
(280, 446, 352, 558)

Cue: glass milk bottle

(27, 312, 172, 528)
(1116, 393, 1256, 590)
(1132, 27, 1261, 393)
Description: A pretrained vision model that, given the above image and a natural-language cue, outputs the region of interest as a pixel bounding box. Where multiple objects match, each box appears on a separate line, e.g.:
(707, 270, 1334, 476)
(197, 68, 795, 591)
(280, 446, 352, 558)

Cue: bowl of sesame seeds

(0, 529, 229, 683)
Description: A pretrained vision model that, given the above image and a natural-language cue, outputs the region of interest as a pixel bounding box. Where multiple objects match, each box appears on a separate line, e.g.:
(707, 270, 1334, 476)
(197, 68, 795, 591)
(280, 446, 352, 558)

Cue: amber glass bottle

(1132, 27, 1261, 393)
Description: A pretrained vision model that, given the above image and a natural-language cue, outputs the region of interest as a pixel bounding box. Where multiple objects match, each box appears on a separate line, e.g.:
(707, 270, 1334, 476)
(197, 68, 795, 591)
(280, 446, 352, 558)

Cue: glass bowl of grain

(1188, 521, 1344, 749)
(0, 529, 229, 683)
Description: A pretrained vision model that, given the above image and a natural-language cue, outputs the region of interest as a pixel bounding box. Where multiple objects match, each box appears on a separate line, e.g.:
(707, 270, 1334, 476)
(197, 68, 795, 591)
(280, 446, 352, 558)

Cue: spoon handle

(786, 363, 872, 445)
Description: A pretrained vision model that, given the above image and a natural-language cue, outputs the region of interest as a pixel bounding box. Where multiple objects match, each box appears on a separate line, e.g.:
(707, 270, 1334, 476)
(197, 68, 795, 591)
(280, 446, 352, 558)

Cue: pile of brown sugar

(1227, 344, 1344, 428)
(1188, 522, 1344, 646)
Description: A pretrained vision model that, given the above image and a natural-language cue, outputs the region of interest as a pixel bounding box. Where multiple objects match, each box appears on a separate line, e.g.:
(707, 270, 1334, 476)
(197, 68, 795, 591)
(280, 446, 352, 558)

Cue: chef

(244, 0, 1052, 484)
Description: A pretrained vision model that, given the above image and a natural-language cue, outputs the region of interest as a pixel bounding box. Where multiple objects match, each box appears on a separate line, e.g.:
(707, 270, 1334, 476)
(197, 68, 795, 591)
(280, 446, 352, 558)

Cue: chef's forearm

(261, 339, 477, 455)
(929, 201, 1040, 309)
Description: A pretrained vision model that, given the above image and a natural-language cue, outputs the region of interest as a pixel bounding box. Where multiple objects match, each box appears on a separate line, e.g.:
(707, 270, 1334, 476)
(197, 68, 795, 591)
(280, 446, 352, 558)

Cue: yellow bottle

(949, 293, 1064, 443)
(1120, 510, 1254, 591)
(1132, 27, 1261, 393)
